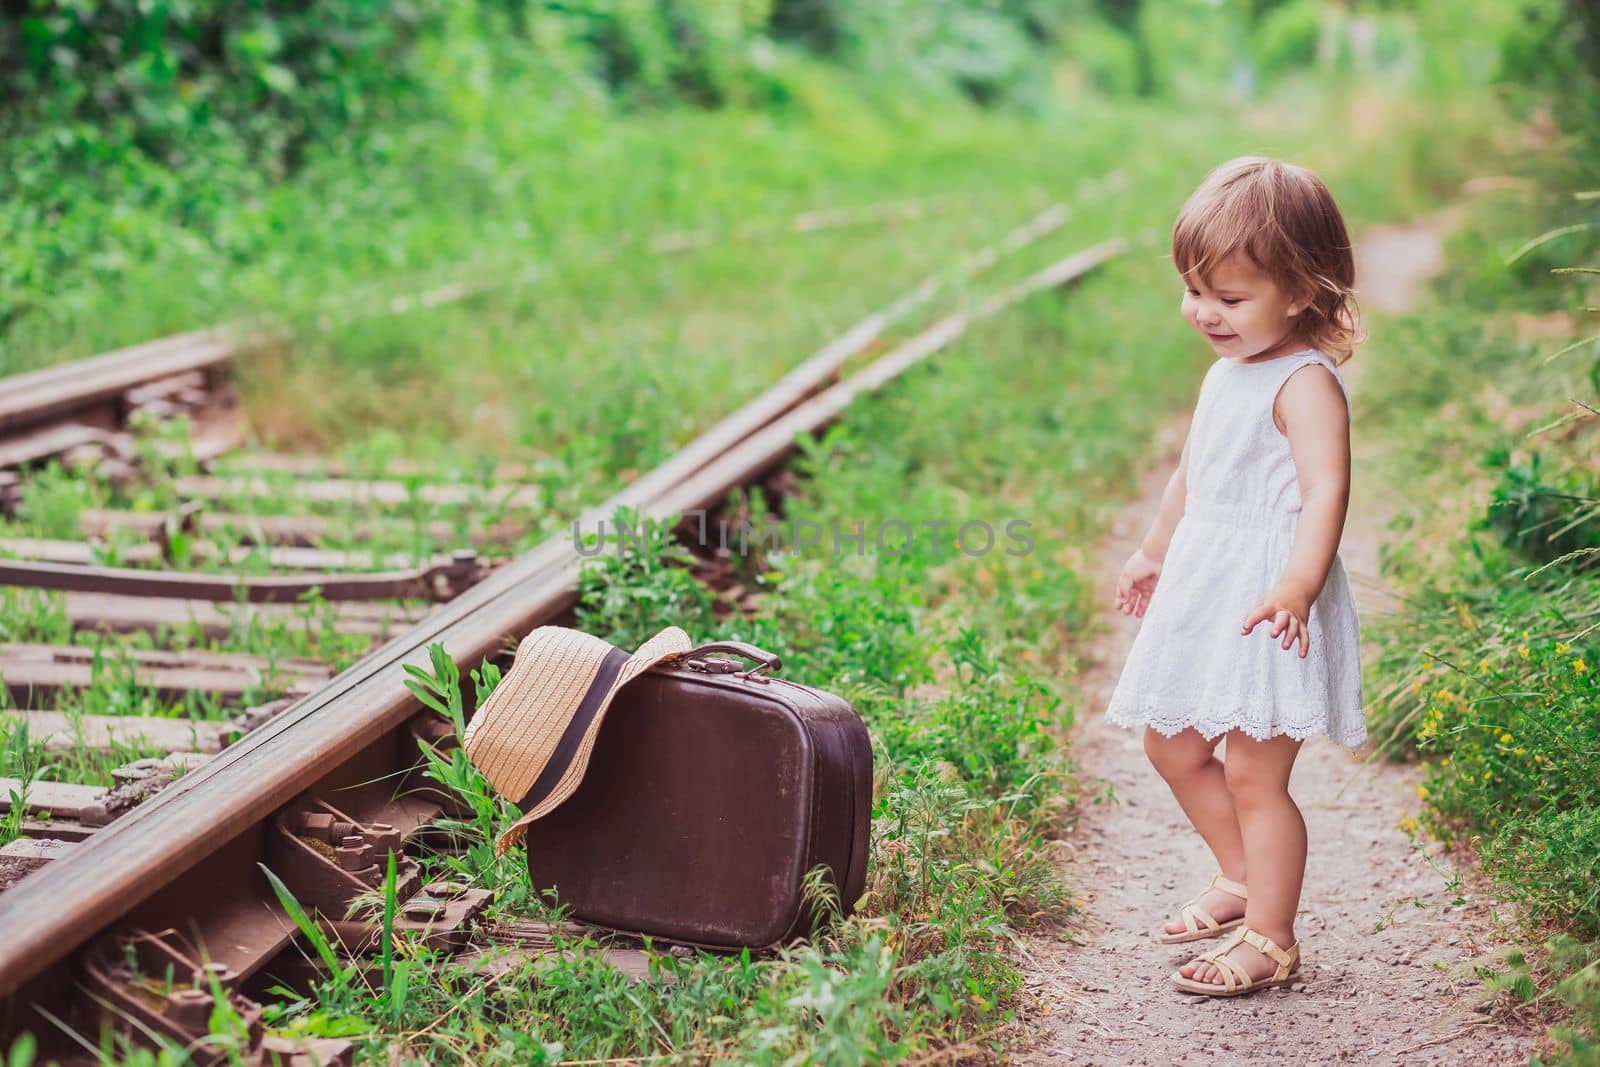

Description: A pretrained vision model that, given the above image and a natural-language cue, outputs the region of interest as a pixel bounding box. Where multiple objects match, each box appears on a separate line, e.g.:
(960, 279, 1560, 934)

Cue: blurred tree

(0, 0, 421, 169)
(764, 0, 1056, 108)
(1491, 0, 1600, 130)
(1091, 0, 1152, 94)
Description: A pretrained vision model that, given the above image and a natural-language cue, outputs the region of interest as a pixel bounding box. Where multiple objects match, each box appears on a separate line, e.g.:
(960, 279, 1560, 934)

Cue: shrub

(1364, 186, 1600, 1059)
(1250, 0, 1324, 80)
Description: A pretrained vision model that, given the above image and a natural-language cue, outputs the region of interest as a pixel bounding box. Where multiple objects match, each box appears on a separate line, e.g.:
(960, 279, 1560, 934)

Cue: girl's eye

(1185, 288, 1200, 297)
(1222, 298, 1242, 307)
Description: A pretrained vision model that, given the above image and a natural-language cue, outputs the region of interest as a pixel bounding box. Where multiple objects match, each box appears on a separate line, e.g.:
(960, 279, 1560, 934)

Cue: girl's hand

(1114, 549, 1163, 617)
(1241, 586, 1313, 658)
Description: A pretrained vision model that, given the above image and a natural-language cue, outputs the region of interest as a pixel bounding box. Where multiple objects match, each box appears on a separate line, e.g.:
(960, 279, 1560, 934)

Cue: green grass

(1358, 169, 1600, 1062)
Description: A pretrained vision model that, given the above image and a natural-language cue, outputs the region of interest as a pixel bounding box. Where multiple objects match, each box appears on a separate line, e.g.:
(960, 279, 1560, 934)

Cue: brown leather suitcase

(518, 640, 871, 949)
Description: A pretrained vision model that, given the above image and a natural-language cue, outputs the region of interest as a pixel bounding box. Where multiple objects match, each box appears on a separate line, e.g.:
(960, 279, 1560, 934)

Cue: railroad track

(0, 194, 1127, 1064)
(0, 193, 988, 854)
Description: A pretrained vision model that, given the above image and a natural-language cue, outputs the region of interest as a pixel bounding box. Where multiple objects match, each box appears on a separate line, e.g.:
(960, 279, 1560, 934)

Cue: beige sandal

(1155, 873, 1248, 944)
(1170, 925, 1301, 997)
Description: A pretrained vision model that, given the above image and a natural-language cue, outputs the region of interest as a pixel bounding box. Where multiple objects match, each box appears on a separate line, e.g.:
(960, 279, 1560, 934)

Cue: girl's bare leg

(1143, 727, 1248, 933)
(1181, 731, 1306, 986)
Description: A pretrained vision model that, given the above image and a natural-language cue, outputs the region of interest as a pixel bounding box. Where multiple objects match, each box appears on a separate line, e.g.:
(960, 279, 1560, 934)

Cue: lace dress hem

(1104, 697, 1367, 749)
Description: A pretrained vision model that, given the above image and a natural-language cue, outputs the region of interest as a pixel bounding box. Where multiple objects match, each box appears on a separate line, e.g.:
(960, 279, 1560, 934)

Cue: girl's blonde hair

(1172, 156, 1363, 365)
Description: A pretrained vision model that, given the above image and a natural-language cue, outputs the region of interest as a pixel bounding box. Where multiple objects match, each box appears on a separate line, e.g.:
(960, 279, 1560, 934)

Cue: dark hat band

(516, 645, 631, 815)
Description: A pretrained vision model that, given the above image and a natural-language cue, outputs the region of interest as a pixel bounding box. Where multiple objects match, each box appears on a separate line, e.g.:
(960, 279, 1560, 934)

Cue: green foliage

(1, 0, 422, 165)
(11, 461, 94, 541)
(1540, 936, 1600, 1065)
(563, 0, 776, 108)
(261, 864, 351, 985)
(1481, 448, 1600, 565)
(0, 721, 44, 848)
(0, 1, 1065, 351)
(574, 507, 719, 652)
(4, 1034, 35, 1067)
(872, 628, 1061, 800)
(405, 645, 528, 893)
(1493, 0, 1600, 126)
(1363, 180, 1600, 1058)
(769, 0, 1058, 107)
(5, 0, 1543, 374)
(1058, 16, 1142, 96)
(1376, 616, 1599, 926)
(1250, 0, 1323, 79)
(1134, 0, 1241, 99)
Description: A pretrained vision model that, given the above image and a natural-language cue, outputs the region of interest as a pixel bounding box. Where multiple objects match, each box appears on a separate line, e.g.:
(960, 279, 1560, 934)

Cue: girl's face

(1180, 254, 1309, 363)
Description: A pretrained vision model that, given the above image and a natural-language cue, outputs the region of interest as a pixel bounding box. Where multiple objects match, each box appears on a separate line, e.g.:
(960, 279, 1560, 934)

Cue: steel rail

(0, 331, 235, 435)
(0, 554, 485, 603)
(0, 234, 1124, 1020)
(651, 238, 1131, 521)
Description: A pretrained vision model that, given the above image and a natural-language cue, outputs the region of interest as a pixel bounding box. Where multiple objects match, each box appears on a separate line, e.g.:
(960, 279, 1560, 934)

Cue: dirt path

(1012, 221, 1536, 1065)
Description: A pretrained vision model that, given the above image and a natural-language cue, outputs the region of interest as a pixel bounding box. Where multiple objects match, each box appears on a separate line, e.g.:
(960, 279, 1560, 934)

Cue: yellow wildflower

(1417, 784, 1429, 799)
(1574, 659, 1588, 675)
(1500, 732, 1514, 745)
(1478, 658, 1492, 673)
(1556, 643, 1571, 654)
(1518, 645, 1530, 661)
(1513, 747, 1526, 756)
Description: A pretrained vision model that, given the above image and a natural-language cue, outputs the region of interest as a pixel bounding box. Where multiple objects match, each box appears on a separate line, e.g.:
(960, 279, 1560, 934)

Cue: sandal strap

(1172, 875, 1245, 934)
(1191, 931, 1252, 992)
(1194, 926, 1246, 963)
(1179, 900, 1220, 933)
(1208, 873, 1248, 899)
(1239, 926, 1300, 978)
(1205, 951, 1251, 993)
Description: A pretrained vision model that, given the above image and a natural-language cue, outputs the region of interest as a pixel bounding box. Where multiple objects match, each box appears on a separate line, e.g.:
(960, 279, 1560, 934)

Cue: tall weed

(1363, 187, 1600, 1058)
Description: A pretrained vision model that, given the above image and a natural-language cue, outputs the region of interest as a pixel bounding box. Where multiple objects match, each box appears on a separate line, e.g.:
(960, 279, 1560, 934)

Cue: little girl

(1103, 156, 1365, 997)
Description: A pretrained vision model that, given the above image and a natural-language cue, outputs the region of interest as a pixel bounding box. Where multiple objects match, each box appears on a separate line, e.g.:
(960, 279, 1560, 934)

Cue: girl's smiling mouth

(1204, 330, 1236, 342)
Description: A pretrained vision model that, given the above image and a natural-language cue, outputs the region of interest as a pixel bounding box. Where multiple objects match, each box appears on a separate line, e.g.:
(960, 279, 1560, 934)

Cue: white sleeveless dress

(1104, 349, 1366, 748)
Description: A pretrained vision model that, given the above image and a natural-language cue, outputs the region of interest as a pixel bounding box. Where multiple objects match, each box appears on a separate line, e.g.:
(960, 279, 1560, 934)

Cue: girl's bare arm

(1115, 430, 1190, 617)
(1139, 430, 1192, 563)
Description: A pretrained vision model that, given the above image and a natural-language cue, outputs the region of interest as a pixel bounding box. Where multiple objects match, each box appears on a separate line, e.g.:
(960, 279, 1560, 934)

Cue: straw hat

(462, 624, 695, 853)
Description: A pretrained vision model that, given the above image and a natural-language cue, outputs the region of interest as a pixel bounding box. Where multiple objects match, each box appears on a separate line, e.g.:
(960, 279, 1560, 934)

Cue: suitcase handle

(671, 640, 782, 676)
